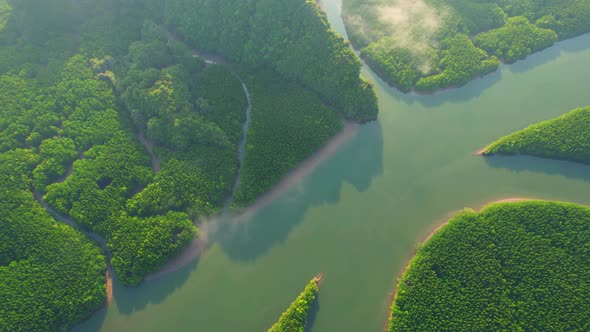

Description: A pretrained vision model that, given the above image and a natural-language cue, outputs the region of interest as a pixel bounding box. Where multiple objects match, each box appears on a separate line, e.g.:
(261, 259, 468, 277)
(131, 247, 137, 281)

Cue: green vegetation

(361, 37, 438, 92)
(343, 0, 590, 92)
(414, 34, 499, 92)
(474, 16, 558, 63)
(0, 0, 10, 31)
(120, 22, 246, 216)
(234, 68, 343, 205)
(156, 0, 378, 122)
(0, 150, 106, 331)
(483, 106, 590, 164)
(108, 212, 196, 285)
(0, 0, 375, 326)
(389, 201, 590, 331)
(269, 277, 320, 332)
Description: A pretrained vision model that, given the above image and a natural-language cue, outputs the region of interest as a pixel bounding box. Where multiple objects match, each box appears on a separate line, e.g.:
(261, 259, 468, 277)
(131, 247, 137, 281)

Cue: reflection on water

(218, 122, 383, 261)
(71, 258, 199, 332)
(74, 1, 590, 331)
(508, 34, 590, 74)
(72, 118, 384, 331)
(366, 33, 590, 109)
(484, 155, 590, 184)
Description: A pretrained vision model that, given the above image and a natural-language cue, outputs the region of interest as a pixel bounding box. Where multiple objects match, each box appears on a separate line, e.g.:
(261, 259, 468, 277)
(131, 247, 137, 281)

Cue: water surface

(75, 2, 590, 331)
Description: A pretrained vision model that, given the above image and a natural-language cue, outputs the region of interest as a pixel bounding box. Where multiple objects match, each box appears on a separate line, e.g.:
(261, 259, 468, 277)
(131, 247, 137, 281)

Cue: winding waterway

(74, 1, 590, 331)
(225, 80, 252, 209)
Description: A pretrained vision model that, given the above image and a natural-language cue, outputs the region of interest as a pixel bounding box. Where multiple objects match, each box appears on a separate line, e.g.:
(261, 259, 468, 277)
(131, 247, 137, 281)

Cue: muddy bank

(475, 146, 489, 155)
(105, 268, 113, 304)
(314, 272, 325, 289)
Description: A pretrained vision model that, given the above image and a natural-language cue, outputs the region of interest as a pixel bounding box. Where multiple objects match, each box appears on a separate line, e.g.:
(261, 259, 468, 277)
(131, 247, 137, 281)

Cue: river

(73, 1, 590, 331)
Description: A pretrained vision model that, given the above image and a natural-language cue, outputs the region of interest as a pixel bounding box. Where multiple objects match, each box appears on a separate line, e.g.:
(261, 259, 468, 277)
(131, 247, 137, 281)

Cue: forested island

(0, 0, 377, 329)
(389, 201, 590, 331)
(268, 275, 321, 332)
(4, 0, 590, 330)
(482, 106, 590, 164)
(342, 0, 590, 92)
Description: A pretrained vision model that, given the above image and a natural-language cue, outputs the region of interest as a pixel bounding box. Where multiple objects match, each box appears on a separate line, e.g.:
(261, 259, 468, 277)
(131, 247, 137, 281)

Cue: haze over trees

(343, 0, 590, 92)
(389, 201, 590, 331)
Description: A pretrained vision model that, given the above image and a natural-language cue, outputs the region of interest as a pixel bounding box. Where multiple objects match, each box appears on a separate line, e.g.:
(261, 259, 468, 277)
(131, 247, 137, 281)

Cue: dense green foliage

(127, 159, 218, 217)
(234, 69, 342, 205)
(344, 0, 590, 92)
(147, 0, 378, 121)
(474, 16, 558, 63)
(0, 0, 374, 326)
(120, 22, 248, 215)
(109, 212, 196, 285)
(361, 38, 437, 92)
(415, 34, 499, 92)
(484, 106, 590, 164)
(14, 54, 199, 286)
(0, 4, 201, 288)
(0, 150, 106, 331)
(389, 201, 590, 331)
(0, 0, 367, 282)
(121, 22, 232, 151)
(268, 278, 319, 332)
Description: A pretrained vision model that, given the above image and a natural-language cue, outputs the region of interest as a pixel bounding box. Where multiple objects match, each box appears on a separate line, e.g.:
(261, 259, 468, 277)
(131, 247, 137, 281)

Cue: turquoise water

(75, 2, 590, 331)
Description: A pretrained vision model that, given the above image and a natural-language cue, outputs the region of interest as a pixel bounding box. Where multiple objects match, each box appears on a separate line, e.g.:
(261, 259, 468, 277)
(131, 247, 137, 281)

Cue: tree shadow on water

(114, 258, 200, 315)
(70, 258, 200, 332)
(216, 121, 384, 261)
(368, 33, 590, 109)
(304, 293, 321, 332)
(484, 154, 590, 183)
(376, 69, 503, 109)
(507, 33, 590, 74)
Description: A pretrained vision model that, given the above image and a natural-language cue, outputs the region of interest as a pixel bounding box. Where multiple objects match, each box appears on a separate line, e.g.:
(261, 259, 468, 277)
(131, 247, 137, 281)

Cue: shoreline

(238, 120, 358, 220)
(105, 268, 113, 304)
(314, 272, 325, 289)
(384, 197, 542, 331)
(474, 146, 488, 155)
(147, 121, 359, 279)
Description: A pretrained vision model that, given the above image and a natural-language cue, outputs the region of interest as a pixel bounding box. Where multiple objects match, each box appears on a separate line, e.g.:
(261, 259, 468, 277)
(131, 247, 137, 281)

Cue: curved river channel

(75, 1, 590, 331)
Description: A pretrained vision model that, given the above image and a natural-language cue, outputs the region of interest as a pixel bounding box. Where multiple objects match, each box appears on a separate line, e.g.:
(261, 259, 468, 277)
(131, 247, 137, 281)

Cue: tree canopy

(268, 277, 320, 332)
(0, 1, 373, 328)
(484, 106, 590, 164)
(389, 201, 590, 331)
(344, 0, 590, 92)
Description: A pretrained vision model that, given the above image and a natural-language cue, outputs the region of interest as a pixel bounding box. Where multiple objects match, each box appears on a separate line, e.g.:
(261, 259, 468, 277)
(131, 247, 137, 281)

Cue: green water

(75, 2, 590, 331)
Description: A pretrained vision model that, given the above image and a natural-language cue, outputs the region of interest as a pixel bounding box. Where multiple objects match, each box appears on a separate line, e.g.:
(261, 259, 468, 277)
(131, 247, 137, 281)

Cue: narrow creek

(34, 189, 113, 303)
(33, 191, 107, 250)
(137, 133, 160, 173)
(163, 24, 253, 208)
(73, 5, 590, 332)
(224, 79, 252, 210)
